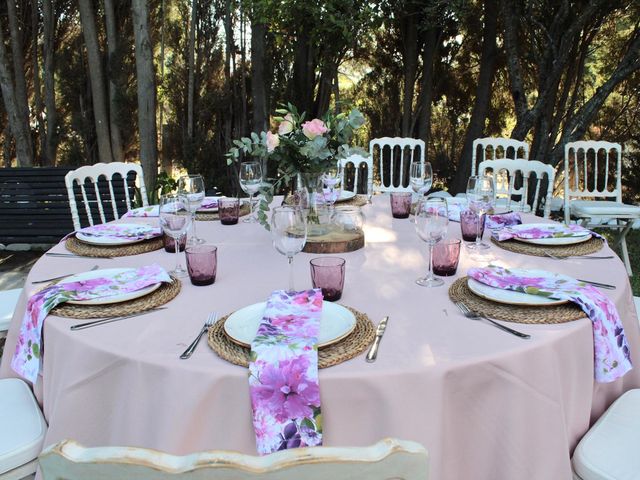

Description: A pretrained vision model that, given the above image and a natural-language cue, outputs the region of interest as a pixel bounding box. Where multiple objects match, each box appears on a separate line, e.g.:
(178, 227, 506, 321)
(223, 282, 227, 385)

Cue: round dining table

(1, 194, 639, 480)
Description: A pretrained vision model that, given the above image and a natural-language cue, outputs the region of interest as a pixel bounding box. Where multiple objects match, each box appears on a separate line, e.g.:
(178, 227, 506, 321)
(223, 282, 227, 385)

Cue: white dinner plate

(335, 190, 357, 203)
(467, 270, 569, 306)
(64, 268, 162, 305)
(224, 301, 357, 348)
(76, 224, 157, 246)
(509, 223, 592, 246)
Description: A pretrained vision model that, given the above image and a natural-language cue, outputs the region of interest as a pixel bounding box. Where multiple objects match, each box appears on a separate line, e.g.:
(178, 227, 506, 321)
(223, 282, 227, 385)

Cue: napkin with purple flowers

(249, 289, 323, 454)
(123, 205, 159, 218)
(485, 212, 522, 230)
(77, 223, 161, 241)
(468, 265, 631, 383)
(492, 223, 595, 242)
(12, 264, 171, 383)
(199, 197, 221, 210)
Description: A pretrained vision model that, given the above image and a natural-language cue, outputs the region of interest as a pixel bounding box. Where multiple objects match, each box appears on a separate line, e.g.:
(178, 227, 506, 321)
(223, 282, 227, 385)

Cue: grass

(595, 228, 640, 296)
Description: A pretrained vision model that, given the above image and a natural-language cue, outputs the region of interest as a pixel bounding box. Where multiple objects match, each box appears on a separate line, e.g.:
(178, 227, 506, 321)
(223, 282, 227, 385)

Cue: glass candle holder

(432, 238, 461, 276)
(310, 257, 346, 302)
(460, 209, 485, 242)
(390, 192, 412, 219)
(186, 244, 218, 286)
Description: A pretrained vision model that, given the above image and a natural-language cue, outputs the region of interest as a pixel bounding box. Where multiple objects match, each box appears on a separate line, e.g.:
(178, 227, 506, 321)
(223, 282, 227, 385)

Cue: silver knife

(577, 279, 616, 290)
(70, 307, 167, 330)
(366, 316, 389, 363)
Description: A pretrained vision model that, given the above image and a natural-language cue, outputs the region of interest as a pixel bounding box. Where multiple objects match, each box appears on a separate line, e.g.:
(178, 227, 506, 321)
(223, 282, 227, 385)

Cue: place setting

(64, 223, 165, 258)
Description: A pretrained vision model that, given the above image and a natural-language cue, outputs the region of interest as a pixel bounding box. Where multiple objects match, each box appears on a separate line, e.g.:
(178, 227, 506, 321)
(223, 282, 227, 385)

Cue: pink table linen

(1, 195, 640, 480)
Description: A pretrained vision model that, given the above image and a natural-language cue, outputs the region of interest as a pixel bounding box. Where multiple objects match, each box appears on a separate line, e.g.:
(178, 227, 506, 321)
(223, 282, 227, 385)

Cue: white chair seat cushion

(0, 289, 21, 332)
(0, 378, 47, 474)
(572, 389, 640, 480)
(571, 200, 640, 217)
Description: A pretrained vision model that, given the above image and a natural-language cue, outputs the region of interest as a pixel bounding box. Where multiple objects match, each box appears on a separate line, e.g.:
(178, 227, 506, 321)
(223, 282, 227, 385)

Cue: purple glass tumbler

(310, 257, 346, 302)
(185, 245, 217, 286)
(432, 238, 461, 276)
(390, 192, 412, 219)
(218, 198, 240, 225)
(164, 233, 186, 253)
(460, 209, 485, 242)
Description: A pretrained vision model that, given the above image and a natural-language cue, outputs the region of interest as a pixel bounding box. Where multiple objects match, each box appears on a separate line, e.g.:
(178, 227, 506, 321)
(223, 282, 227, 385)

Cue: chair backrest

(339, 154, 373, 194)
(39, 438, 429, 480)
(369, 137, 425, 193)
(65, 162, 149, 231)
(478, 158, 556, 218)
(563, 141, 622, 218)
(471, 137, 530, 176)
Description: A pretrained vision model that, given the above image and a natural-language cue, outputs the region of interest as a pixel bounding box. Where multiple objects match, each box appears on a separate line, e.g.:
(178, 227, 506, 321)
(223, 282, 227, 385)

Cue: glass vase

(296, 172, 330, 236)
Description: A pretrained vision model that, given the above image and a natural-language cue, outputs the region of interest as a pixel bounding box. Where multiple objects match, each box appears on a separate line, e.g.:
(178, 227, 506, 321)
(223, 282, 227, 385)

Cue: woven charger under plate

(448, 277, 584, 324)
(195, 202, 251, 221)
(282, 194, 369, 208)
(490, 236, 605, 258)
(208, 306, 376, 368)
(65, 236, 164, 258)
(52, 277, 181, 319)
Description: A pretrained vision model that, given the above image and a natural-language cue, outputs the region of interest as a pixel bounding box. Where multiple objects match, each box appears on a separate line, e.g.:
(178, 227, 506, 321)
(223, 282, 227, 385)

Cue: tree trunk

(400, 15, 418, 137)
(416, 28, 439, 152)
(187, 0, 196, 139)
(131, 0, 158, 193)
(250, 20, 267, 132)
(42, 0, 57, 165)
(451, 0, 498, 194)
(78, 0, 114, 164)
(6, 0, 30, 133)
(104, 0, 125, 163)
(32, 0, 46, 165)
(0, 21, 33, 166)
(291, 26, 316, 115)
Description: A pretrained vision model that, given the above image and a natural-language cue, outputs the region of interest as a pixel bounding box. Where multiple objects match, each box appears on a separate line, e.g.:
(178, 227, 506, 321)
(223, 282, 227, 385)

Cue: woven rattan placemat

(282, 194, 369, 208)
(65, 236, 164, 258)
(52, 277, 181, 319)
(490, 236, 605, 258)
(448, 277, 584, 324)
(208, 306, 375, 368)
(196, 202, 251, 221)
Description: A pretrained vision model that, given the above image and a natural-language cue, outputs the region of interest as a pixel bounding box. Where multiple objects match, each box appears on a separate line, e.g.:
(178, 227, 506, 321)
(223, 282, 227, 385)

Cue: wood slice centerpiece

(302, 224, 365, 254)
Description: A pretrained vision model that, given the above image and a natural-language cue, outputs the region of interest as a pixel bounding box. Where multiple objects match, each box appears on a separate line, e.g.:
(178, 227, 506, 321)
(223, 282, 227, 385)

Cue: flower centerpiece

(226, 104, 366, 229)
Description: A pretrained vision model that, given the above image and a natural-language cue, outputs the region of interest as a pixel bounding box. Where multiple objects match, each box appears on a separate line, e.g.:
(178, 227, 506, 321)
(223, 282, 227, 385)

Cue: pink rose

(266, 131, 280, 152)
(278, 114, 294, 135)
(301, 119, 328, 139)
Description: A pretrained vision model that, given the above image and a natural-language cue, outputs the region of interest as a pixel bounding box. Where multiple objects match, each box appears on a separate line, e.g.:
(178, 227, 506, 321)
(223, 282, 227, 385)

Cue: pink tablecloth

(2, 195, 639, 480)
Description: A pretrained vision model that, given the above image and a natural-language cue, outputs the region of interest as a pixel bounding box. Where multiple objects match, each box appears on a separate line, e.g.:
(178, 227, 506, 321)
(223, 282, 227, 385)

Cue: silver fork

(454, 302, 531, 339)
(544, 252, 614, 260)
(32, 265, 100, 284)
(180, 312, 218, 359)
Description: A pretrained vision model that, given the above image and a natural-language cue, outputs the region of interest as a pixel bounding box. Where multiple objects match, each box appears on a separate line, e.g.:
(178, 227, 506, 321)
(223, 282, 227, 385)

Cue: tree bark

(6, 0, 30, 132)
(32, 0, 46, 164)
(131, 0, 158, 193)
(78, 0, 114, 164)
(104, 0, 125, 163)
(416, 28, 439, 151)
(400, 14, 418, 137)
(187, 0, 196, 139)
(42, 0, 58, 165)
(451, 0, 498, 194)
(0, 20, 33, 166)
(250, 19, 267, 132)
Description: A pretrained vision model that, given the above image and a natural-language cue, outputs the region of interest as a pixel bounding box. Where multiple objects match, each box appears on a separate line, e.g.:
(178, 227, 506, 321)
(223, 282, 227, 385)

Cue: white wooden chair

(0, 378, 47, 480)
(65, 162, 149, 231)
(39, 438, 428, 480)
(563, 141, 640, 275)
(471, 137, 530, 176)
(339, 154, 373, 194)
(478, 158, 556, 218)
(369, 137, 425, 193)
(572, 389, 640, 480)
(0, 289, 21, 345)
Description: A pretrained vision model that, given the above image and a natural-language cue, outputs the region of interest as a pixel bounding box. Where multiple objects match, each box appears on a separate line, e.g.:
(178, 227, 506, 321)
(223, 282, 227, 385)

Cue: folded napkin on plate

(492, 223, 596, 242)
(123, 205, 159, 218)
(77, 224, 162, 241)
(11, 264, 171, 383)
(199, 196, 222, 209)
(249, 289, 324, 454)
(468, 265, 631, 383)
(485, 211, 522, 230)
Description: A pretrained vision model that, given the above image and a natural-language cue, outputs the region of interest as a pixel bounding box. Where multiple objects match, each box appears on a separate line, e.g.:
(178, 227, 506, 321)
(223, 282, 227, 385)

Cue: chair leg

(614, 219, 634, 276)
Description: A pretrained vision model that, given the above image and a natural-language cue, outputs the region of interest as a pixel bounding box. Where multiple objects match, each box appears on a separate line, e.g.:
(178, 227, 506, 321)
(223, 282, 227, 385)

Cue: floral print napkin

(493, 223, 594, 242)
(123, 205, 159, 218)
(199, 197, 222, 210)
(77, 223, 162, 241)
(485, 212, 522, 230)
(11, 264, 171, 383)
(249, 289, 323, 454)
(468, 265, 631, 383)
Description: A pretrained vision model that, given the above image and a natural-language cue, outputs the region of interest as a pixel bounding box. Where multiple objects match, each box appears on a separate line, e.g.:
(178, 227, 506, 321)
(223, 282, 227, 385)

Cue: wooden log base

(302, 227, 365, 254)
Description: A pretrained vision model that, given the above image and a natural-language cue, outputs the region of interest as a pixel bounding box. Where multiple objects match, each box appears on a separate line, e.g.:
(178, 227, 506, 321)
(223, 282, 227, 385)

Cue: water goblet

(410, 161, 433, 198)
(159, 194, 192, 277)
(466, 175, 495, 250)
(178, 174, 205, 244)
(322, 165, 342, 208)
(271, 206, 307, 292)
(414, 197, 449, 287)
(239, 161, 263, 223)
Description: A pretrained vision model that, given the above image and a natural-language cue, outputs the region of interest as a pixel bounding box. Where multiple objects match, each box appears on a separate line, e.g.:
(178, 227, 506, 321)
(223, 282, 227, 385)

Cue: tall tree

(42, 0, 57, 165)
(187, 0, 196, 140)
(104, 0, 125, 163)
(78, 0, 114, 164)
(6, 0, 30, 134)
(131, 0, 158, 193)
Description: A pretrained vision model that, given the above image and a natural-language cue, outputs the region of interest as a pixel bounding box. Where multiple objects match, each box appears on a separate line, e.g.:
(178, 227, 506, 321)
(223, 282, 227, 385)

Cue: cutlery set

(70, 307, 168, 330)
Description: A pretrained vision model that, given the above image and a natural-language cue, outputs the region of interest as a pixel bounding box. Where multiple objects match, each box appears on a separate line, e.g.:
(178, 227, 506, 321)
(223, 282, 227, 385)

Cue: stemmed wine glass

(410, 161, 433, 197)
(159, 194, 192, 277)
(414, 197, 449, 287)
(466, 175, 495, 250)
(322, 165, 342, 208)
(178, 174, 205, 245)
(271, 206, 307, 292)
(239, 161, 263, 223)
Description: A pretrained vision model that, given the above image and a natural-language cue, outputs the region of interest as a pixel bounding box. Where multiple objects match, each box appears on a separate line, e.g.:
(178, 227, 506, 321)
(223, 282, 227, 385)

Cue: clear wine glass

(322, 165, 342, 208)
(178, 174, 205, 245)
(466, 175, 495, 250)
(414, 197, 448, 287)
(239, 161, 263, 223)
(410, 161, 433, 197)
(159, 194, 192, 277)
(271, 206, 307, 292)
